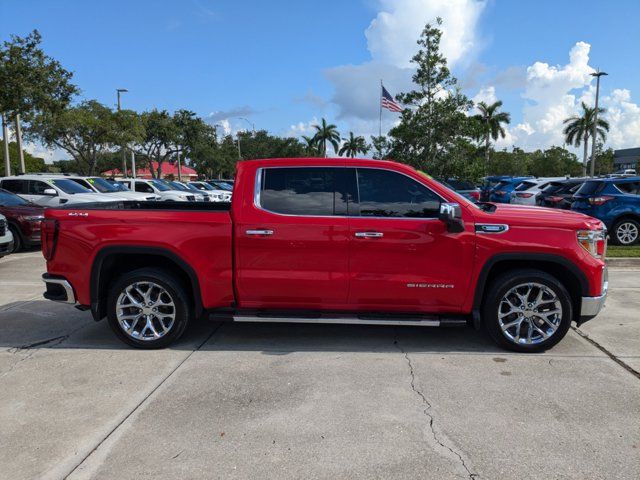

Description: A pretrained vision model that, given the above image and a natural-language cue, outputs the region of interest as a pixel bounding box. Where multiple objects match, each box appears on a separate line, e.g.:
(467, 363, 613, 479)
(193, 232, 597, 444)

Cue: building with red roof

(103, 161, 198, 180)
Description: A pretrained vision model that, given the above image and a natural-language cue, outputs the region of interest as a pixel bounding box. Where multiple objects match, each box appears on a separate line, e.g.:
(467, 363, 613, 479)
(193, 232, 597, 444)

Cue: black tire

(8, 224, 23, 253)
(611, 218, 640, 246)
(106, 268, 192, 349)
(482, 269, 573, 353)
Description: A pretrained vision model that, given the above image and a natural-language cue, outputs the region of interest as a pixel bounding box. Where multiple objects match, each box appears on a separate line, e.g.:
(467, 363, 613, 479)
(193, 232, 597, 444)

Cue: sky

(1, 0, 640, 161)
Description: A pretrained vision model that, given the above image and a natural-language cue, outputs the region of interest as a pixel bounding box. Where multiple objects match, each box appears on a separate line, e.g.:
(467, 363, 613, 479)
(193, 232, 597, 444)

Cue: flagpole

(379, 79, 383, 138)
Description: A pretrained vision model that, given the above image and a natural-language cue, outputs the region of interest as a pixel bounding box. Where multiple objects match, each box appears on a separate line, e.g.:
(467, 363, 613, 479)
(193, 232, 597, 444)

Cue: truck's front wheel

(483, 269, 573, 352)
(107, 268, 192, 348)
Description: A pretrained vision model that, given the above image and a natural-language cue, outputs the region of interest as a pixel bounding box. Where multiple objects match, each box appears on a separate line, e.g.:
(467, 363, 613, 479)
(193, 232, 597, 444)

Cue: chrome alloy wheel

(498, 282, 562, 345)
(616, 222, 639, 245)
(116, 281, 176, 341)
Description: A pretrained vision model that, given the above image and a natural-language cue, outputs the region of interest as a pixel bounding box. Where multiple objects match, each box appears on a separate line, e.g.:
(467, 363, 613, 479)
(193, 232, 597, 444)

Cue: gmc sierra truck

(41, 158, 608, 352)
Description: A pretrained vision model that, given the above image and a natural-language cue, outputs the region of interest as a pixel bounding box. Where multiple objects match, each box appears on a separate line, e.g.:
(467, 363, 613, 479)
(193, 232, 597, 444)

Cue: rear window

(515, 181, 536, 191)
(576, 181, 605, 196)
(541, 182, 564, 194)
(495, 180, 511, 189)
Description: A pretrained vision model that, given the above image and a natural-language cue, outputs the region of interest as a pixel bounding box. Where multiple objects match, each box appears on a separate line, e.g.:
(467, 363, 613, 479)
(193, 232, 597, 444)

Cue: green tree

(0, 30, 78, 173)
(301, 135, 320, 156)
(473, 100, 511, 170)
(563, 102, 610, 176)
(311, 118, 340, 157)
(338, 132, 368, 158)
(29, 100, 135, 175)
(389, 18, 473, 175)
(370, 135, 391, 160)
(132, 110, 181, 178)
(0, 142, 46, 176)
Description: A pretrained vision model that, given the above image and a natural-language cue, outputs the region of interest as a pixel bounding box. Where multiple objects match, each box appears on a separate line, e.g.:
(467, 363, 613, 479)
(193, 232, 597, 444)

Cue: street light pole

(589, 70, 607, 177)
(14, 114, 25, 173)
(2, 114, 10, 177)
(116, 88, 128, 177)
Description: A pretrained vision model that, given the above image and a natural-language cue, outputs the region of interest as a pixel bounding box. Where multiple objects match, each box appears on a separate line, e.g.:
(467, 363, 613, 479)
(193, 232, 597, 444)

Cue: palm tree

(474, 100, 511, 170)
(338, 132, 369, 158)
(301, 135, 319, 156)
(563, 102, 610, 176)
(311, 118, 340, 157)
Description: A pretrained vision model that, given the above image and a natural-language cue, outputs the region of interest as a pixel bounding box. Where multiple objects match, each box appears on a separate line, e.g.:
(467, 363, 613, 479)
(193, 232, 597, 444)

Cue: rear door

(347, 167, 475, 313)
(234, 165, 351, 310)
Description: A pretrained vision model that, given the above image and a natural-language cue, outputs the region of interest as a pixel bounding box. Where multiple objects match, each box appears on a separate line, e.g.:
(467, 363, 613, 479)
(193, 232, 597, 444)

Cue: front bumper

(42, 274, 76, 304)
(578, 266, 608, 325)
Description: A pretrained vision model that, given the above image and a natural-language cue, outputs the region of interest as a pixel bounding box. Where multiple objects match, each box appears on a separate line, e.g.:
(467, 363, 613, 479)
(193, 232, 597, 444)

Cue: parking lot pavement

(1, 252, 639, 479)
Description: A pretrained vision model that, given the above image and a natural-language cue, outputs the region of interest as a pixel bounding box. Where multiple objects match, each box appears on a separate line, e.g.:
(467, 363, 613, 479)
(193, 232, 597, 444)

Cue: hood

(68, 193, 127, 203)
(476, 203, 604, 230)
(105, 191, 157, 200)
(0, 204, 45, 219)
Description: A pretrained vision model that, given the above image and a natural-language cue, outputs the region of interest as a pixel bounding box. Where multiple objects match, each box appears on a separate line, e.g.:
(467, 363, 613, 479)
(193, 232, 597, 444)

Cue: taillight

(41, 219, 59, 261)
(548, 196, 563, 203)
(469, 191, 480, 200)
(516, 192, 534, 198)
(588, 196, 614, 206)
(577, 229, 607, 259)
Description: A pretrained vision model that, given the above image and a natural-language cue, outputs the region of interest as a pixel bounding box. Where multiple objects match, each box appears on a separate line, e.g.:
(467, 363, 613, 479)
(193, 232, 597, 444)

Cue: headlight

(577, 229, 607, 259)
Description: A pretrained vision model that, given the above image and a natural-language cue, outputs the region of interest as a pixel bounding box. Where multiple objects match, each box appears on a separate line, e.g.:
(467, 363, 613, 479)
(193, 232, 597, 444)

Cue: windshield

(429, 177, 480, 210)
(191, 182, 213, 191)
(0, 189, 30, 206)
(108, 181, 129, 191)
(208, 181, 233, 191)
(168, 181, 190, 191)
(50, 179, 92, 194)
(149, 180, 171, 191)
(86, 177, 121, 193)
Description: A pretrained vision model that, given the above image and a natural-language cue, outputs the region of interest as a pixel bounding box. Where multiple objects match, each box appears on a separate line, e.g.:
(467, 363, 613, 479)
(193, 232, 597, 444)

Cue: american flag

(381, 85, 402, 112)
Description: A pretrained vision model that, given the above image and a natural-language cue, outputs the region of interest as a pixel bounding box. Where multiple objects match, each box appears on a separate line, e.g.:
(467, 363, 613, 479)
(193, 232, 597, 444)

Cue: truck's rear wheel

(482, 269, 572, 352)
(107, 268, 192, 348)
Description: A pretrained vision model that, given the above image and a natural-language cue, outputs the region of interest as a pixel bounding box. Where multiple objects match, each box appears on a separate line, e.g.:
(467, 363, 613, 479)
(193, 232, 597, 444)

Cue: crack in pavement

(571, 326, 640, 380)
(394, 333, 478, 480)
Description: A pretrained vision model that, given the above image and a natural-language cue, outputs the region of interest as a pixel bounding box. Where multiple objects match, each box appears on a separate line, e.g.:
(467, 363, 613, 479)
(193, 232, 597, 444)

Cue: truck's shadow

(0, 300, 500, 354)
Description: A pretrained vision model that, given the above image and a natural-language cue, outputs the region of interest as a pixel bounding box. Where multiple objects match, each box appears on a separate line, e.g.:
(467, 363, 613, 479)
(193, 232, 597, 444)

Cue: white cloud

(475, 41, 640, 151)
(326, 0, 487, 122)
(283, 117, 319, 138)
(471, 85, 497, 108)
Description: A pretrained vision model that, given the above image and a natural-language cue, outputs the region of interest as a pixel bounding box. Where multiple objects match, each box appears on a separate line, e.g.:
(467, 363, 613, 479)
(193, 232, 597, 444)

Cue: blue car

(572, 176, 640, 245)
(489, 177, 533, 203)
(480, 176, 511, 202)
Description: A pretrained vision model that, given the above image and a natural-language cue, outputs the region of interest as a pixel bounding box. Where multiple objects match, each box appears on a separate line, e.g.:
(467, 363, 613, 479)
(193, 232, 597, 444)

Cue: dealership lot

(0, 252, 638, 479)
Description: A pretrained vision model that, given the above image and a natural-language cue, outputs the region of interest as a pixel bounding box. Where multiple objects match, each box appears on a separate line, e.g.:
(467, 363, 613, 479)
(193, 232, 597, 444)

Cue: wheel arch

(471, 253, 588, 328)
(90, 246, 203, 322)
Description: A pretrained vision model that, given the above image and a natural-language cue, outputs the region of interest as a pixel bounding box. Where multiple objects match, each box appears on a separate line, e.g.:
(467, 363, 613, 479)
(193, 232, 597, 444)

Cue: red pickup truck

(41, 158, 608, 352)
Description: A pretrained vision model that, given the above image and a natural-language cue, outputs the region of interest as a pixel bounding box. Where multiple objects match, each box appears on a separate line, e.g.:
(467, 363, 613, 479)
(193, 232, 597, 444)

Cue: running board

(232, 315, 466, 327)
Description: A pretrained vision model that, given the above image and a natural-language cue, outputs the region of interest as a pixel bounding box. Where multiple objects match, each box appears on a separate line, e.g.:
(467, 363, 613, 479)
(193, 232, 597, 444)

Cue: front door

(234, 166, 351, 310)
(347, 168, 474, 313)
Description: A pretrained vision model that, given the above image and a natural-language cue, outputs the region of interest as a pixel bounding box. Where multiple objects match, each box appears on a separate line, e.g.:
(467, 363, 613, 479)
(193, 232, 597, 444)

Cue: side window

(616, 182, 640, 195)
(135, 182, 154, 193)
(354, 169, 441, 218)
(259, 167, 350, 216)
(0, 179, 26, 194)
(29, 180, 52, 195)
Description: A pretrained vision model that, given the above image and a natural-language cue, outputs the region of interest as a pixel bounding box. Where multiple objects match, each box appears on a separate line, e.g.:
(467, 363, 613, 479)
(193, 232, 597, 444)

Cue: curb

(606, 257, 640, 268)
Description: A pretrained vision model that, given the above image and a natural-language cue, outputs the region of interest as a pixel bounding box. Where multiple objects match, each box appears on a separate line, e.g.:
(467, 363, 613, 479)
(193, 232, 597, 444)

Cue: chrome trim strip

(475, 223, 509, 234)
(42, 277, 76, 304)
(233, 316, 440, 327)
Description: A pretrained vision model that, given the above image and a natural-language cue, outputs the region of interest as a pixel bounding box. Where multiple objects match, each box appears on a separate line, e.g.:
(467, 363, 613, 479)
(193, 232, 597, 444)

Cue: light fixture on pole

(116, 89, 129, 177)
(589, 70, 607, 177)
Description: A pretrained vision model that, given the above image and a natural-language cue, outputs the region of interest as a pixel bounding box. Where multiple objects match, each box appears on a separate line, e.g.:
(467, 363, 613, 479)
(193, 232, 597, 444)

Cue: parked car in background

(163, 180, 210, 202)
(117, 179, 196, 202)
(479, 176, 511, 201)
(489, 177, 533, 203)
(0, 189, 44, 252)
(439, 178, 480, 202)
(206, 179, 234, 192)
(0, 175, 125, 207)
(189, 181, 232, 202)
(509, 177, 565, 206)
(0, 213, 14, 258)
(68, 176, 161, 201)
(536, 179, 586, 210)
(572, 176, 640, 245)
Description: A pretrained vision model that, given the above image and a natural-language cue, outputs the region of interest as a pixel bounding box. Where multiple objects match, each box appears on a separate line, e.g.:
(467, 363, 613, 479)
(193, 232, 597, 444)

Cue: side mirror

(439, 202, 465, 233)
(43, 188, 57, 196)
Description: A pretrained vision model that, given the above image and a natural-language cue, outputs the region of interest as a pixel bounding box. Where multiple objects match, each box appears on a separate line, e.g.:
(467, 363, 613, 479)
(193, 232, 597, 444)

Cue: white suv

(510, 177, 566, 206)
(189, 181, 232, 202)
(68, 176, 160, 201)
(118, 179, 196, 202)
(0, 214, 14, 258)
(0, 175, 126, 207)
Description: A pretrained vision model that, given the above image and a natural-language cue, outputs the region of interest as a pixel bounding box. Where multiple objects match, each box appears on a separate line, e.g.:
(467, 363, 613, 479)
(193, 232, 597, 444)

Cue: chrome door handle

(354, 231, 384, 238)
(246, 229, 274, 236)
